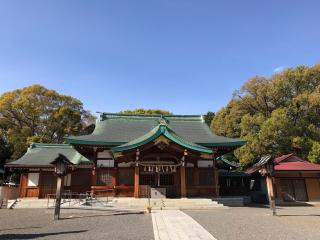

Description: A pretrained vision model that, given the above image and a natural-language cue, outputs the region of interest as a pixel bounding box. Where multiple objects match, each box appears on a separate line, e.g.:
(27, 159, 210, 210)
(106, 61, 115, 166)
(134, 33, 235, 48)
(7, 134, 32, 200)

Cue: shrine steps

(12, 198, 48, 209)
(10, 197, 226, 210)
(109, 197, 225, 210)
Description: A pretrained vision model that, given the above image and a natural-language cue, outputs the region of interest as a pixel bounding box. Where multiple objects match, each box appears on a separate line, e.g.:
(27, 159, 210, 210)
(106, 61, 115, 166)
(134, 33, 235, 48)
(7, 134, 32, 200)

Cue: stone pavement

(151, 210, 217, 240)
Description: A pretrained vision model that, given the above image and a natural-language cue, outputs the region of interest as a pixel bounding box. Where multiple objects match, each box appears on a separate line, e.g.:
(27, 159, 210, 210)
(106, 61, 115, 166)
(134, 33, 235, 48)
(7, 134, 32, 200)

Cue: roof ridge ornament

(158, 115, 169, 126)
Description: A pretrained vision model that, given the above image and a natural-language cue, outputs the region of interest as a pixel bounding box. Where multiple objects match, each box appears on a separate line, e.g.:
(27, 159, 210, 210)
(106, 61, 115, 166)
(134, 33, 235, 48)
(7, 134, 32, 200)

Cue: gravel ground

(0, 209, 153, 240)
(185, 206, 320, 240)
(2, 207, 320, 240)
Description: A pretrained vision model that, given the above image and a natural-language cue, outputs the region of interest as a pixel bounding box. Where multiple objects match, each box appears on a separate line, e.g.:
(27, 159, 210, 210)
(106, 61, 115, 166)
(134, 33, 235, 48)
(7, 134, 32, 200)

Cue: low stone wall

(0, 186, 20, 200)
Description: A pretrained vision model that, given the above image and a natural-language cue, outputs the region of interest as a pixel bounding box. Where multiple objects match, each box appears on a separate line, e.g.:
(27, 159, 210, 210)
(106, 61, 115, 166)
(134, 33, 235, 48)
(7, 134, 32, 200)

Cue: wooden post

(38, 170, 42, 199)
(134, 164, 139, 198)
(266, 175, 276, 216)
(194, 163, 199, 186)
(213, 157, 219, 197)
(180, 165, 186, 198)
(54, 175, 63, 220)
(134, 149, 140, 198)
(19, 173, 27, 198)
(113, 161, 118, 186)
(91, 148, 98, 195)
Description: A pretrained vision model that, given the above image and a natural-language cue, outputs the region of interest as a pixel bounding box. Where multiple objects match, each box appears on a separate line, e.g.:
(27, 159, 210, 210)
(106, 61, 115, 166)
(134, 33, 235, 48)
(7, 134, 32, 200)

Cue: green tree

(0, 84, 94, 160)
(212, 64, 320, 166)
(308, 142, 320, 164)
(203, 111, 215, 126)
(0, 129, 11, 169)
(119, 108, 172, 115)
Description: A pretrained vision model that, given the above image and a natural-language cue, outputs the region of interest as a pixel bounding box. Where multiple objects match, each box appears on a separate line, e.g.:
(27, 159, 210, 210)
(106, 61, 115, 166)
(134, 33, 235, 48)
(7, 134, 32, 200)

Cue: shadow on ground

(0, 227, 41, 232)
(59, 211, 144, 220)
(0, 230, 87, 240)
(276, 214, 320, 217)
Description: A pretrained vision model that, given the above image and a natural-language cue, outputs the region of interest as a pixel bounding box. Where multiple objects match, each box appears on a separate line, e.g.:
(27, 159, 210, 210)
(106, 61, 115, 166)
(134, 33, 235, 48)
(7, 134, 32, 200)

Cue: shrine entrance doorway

(139, 167, 178, 198)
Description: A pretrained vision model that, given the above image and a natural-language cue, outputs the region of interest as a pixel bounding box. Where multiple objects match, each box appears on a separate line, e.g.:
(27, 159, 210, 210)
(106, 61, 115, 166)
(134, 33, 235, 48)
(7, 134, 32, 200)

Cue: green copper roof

(112, 123, 213, 153)
(7, 143, 91, 167)
(217, 155, 240, 168)
(65, 113, 245, 147)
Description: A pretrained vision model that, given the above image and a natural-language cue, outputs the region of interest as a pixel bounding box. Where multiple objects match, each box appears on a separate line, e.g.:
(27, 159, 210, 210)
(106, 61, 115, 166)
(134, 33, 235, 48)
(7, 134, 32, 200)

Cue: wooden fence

(0, 186, 20, 200)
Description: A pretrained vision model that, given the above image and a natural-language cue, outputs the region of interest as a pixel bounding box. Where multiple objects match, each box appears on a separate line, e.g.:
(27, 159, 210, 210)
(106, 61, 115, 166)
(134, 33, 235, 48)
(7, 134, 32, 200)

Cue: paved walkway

(151, 210, 217, 240)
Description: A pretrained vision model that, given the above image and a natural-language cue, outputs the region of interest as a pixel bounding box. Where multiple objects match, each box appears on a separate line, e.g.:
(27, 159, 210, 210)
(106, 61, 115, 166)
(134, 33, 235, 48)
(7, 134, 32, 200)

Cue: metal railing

(47, 190, 114, 209)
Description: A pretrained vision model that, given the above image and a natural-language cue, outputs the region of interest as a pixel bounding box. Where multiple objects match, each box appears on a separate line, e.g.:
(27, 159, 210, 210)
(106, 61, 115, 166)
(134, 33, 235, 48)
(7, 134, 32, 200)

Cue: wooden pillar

(38, 170, 43, 199)
(213, 157, 219, 197)
(113, 161, 118, 186)
(134, 149, 140, 198)
(194, 165, 199, 186)
(19, 173, 27, 198)
(180, 150, 187, 198)
(54, 175, 63, 220)
(194, 160, 199, 197)
(266, 175, 276, 216)
(180, 165, 186, 198)
(134, 164, 139, 198)
(91, 147, 98, 195)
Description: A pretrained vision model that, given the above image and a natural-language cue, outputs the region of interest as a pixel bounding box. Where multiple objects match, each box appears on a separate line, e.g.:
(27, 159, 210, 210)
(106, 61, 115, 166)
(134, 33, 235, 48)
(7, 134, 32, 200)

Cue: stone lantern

(50, 154, 73, 220)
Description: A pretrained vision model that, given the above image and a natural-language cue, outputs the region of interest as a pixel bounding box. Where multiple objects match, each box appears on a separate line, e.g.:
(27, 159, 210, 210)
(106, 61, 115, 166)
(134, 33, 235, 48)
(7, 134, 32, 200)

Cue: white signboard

(97, 160, 114, 167)
(97, 150, 113, 159)
(64, 173, 72, 186)
(27, 173, 39, 186)
(198, 160, 213, 168)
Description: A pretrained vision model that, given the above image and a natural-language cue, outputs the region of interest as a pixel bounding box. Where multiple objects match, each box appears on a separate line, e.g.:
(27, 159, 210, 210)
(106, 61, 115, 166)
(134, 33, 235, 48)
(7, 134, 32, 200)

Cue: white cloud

(273, 66, 286, 73)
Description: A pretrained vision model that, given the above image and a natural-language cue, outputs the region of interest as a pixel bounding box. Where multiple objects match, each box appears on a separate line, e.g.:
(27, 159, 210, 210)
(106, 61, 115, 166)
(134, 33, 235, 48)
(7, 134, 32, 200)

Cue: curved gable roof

(111, 123, 213, 154)
(65, 113, 246, 147)
(7, 143, 90, 167)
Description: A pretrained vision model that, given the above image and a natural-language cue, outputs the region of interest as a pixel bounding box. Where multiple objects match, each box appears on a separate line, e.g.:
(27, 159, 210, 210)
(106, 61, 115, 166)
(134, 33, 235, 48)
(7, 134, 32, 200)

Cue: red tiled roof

(274, 154, 320, 171)
(274, 153, 294, 164)
(245, 154, 320, 174)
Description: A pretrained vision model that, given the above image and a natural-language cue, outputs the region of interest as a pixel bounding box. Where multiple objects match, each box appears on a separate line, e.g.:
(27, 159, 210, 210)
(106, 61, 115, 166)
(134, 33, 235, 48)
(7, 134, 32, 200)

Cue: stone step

(108, 203, 223, 207)
(13, 197, 225, 209)
(7, 199, 18, 209)
(215, 197, 245, 207)
(112, 202, 222, 207)
(111, 199, 218, 204)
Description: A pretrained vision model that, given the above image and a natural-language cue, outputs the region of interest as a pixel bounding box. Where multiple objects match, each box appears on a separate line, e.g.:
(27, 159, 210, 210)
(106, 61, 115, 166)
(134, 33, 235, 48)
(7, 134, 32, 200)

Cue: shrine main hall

(8, 113, 245, 198)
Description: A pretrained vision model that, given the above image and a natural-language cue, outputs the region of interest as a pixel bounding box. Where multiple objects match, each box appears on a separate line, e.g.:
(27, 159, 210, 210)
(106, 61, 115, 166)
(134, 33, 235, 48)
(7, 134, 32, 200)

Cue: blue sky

(0, 0, 319, 115)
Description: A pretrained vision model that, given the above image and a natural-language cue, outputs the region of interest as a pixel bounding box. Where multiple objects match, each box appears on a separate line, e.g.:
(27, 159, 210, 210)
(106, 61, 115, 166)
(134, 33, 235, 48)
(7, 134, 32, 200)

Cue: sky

(0, 0, 319, 115)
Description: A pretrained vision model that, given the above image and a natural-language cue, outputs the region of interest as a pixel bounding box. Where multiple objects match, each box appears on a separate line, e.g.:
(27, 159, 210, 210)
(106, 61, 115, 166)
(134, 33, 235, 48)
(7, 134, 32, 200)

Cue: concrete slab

(151, 210, 217, 240)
